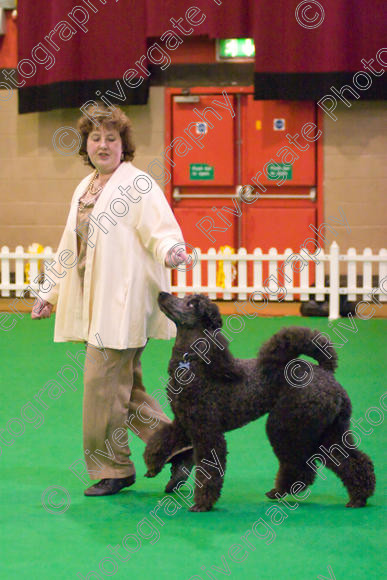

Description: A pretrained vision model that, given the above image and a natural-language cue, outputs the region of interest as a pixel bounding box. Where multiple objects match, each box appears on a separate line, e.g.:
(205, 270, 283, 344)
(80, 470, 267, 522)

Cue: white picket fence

(1, 243, 386, 319)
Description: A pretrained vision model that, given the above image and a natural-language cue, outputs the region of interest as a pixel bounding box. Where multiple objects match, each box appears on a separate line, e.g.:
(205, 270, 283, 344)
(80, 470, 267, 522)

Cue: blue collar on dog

(177, 352, 191, 370)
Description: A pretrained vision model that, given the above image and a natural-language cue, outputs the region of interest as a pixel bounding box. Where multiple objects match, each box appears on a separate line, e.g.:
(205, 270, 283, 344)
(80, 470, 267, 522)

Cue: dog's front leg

(189, 433, 227, 512)
(144, 421, 189, 477)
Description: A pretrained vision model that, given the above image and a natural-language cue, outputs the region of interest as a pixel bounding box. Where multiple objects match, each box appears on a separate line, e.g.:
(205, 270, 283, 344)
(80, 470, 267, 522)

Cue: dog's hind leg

(144, 421, 189, 477)
(266, 462, 317, 499)
(189, 432, 227, 512)
(319, 421, 376, 507)
(265, 410, 323, 498)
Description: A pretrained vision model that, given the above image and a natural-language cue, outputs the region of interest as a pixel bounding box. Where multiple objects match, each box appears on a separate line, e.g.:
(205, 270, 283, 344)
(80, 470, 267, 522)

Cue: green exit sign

(218, 38, 255, 60)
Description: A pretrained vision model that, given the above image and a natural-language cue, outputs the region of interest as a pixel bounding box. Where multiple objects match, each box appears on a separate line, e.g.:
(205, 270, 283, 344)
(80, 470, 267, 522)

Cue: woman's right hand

(31, 298, 53, 319)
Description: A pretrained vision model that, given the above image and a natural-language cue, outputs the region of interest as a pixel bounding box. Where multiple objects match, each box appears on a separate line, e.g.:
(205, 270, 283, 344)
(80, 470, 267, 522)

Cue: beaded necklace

(88, 170, 102, 195)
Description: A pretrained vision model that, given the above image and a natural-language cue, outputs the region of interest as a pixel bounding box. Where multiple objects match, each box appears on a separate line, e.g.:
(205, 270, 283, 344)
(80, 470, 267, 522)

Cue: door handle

(173, 186, 316, 201)
(237, 185, 316, 201)
(173, 187, 238, 201)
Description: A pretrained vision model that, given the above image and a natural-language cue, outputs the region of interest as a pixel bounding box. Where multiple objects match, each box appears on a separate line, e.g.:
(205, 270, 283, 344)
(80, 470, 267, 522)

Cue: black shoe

(84, 474, 136, 496)
(165, 450, 194, 493)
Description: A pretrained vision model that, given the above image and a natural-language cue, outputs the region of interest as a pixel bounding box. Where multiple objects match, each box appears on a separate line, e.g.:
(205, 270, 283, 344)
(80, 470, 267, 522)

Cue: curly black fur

(144, 293, 375, 512)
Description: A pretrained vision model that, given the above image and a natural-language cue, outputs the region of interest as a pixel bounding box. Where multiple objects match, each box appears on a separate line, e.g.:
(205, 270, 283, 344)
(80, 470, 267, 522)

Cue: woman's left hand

(165, 247, 191, 269)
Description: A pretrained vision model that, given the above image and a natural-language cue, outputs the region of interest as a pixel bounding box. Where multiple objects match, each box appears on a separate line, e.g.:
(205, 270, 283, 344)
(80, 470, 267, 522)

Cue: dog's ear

(197, 296, 222, 330)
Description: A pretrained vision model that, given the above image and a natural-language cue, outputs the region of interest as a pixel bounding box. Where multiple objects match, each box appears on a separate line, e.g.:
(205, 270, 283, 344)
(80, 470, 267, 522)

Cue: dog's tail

(257, 326, 338, 374)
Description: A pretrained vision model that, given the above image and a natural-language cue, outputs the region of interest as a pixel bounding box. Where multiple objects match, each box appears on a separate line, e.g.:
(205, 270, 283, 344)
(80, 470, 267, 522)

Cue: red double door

(165, 89, 322, 288)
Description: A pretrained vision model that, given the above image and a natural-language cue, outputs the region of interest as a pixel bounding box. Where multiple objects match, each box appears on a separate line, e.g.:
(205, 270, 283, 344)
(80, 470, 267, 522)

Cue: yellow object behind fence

(216, 245, 237, 288)
(24, 243, 44, 283)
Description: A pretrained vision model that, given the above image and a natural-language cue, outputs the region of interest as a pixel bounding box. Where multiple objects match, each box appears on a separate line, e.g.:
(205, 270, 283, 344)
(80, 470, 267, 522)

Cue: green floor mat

(0, 315, 385, 580)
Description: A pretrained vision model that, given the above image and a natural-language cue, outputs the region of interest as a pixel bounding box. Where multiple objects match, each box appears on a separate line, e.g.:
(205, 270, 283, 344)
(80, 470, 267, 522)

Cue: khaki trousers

(83, 343, 178, 480)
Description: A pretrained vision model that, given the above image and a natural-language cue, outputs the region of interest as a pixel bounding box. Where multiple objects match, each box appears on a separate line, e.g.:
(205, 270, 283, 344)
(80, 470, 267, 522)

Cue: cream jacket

(38, 162, 183, 349)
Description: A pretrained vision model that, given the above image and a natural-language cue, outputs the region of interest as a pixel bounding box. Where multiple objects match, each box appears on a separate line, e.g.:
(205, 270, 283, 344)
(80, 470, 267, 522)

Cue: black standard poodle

(144, 292, 375, 512)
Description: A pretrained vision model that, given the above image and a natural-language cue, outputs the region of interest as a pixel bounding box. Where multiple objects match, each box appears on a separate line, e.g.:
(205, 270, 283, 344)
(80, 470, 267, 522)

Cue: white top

(38, 162, 184, 349)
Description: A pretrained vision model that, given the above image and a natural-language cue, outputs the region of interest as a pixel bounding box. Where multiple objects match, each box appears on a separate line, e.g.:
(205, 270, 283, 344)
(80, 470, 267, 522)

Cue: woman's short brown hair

(77, 103, 135, 167)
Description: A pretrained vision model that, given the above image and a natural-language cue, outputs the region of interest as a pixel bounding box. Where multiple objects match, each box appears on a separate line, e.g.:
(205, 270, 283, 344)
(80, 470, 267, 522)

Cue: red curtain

(17, 0, 386, 113)
(145, 0, 250, 38)
(251, 0, 387, 99)
(17, 0, 149, 112)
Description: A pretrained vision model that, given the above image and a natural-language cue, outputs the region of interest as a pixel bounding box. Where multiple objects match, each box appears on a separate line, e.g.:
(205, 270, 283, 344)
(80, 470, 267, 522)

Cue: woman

(32, 104, 193, 496)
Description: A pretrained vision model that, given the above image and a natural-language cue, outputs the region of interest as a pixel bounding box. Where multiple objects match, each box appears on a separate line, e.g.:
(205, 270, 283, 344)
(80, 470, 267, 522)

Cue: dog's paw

(346, 498, 367, 508)
(189, 503, 212, 512)
(265, 488, 279, 499)
(145, 461, 164, 477)
(144, 470, 157, 478)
